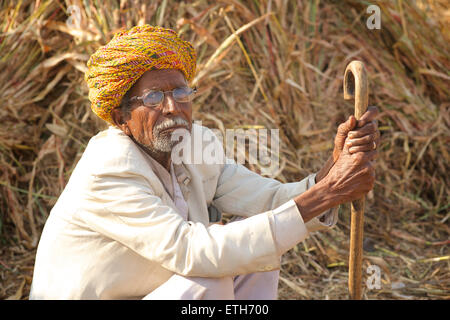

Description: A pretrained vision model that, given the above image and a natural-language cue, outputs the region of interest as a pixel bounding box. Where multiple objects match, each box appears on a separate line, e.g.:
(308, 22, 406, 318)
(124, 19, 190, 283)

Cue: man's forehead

(132, 69, 187, 94)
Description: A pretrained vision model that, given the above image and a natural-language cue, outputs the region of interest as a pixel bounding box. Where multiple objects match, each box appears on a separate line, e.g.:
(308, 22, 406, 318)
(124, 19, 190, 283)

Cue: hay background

(0, 0, 448, 299)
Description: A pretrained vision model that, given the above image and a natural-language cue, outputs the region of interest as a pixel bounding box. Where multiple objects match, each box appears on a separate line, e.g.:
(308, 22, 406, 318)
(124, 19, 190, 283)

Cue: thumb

(334, 115, 357, 161)
(338, 115, 357, 136)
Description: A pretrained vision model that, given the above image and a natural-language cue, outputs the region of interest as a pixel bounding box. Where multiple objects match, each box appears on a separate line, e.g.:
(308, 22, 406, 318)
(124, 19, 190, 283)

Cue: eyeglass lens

(142, 87, 195, 106)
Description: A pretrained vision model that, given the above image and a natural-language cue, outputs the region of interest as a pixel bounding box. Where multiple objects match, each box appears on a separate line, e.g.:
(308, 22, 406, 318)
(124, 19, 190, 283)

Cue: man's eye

(143, 91, 163, 105)
(173, 88, 192, 102)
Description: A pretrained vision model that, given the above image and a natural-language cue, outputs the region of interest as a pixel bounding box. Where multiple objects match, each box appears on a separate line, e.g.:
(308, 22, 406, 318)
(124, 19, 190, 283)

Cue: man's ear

(111, 108, 131, 136)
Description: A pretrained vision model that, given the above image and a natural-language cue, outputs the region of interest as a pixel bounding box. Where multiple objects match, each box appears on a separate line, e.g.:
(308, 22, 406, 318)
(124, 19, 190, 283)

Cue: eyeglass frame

(127, 86, 198, 109)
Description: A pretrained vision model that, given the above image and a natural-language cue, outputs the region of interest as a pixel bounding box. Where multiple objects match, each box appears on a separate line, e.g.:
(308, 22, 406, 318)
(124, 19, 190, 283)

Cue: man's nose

(161, 93, 181, 115)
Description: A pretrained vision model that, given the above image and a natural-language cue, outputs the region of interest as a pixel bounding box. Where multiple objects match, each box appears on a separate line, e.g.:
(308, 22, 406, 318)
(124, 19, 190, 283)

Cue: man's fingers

(349, 144, 376, 153)
(342, 137, 352, 155)
(347, 131, 379, 147)
(356, 106, 379, 128)
(348, 131, 381, 153)
(348, 120, 378, 139)
(337, 115, 357, 136)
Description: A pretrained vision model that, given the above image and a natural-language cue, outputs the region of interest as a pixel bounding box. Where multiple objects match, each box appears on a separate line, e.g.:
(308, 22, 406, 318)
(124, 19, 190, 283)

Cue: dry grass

(0, 0, 449, 300)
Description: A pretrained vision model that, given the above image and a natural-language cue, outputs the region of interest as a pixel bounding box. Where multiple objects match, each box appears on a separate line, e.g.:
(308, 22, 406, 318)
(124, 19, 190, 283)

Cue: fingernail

(348, 132, 355, 138)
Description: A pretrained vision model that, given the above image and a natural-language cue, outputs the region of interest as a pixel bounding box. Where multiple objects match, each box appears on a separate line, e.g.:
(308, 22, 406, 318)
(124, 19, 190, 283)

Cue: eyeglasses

(129, 86, 197, 108)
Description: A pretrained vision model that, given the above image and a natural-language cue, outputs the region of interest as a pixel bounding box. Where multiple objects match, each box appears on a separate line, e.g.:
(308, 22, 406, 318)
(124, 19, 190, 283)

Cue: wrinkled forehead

(129, 69, 188, 96)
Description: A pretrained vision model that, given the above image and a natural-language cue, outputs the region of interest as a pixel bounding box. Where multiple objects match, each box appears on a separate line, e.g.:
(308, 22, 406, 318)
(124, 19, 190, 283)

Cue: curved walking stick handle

(343, 61, 368, 300)
(344, 61, 368, 118)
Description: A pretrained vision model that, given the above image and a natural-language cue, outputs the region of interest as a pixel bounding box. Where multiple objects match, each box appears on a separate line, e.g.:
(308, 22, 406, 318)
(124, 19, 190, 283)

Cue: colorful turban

(85, 25, 196, 124)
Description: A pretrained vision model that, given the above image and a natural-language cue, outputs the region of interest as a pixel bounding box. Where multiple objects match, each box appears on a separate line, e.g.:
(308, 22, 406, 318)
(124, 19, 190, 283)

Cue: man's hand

(294, 137, 377, 223)
(316, 106, 380, 182)
(296, 106, 380, 222)
(334, 106, 380, 161)
(323, 139, 377, 206)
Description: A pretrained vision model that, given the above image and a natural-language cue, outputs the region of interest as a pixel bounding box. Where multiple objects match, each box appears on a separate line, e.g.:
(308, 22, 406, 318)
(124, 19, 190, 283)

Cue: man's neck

(132, 138, 172, 171)
(148, 150, 172, 172)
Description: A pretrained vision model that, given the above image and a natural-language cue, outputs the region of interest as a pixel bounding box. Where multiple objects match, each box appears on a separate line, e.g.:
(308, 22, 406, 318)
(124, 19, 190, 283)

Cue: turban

(85, 25, 196, 124)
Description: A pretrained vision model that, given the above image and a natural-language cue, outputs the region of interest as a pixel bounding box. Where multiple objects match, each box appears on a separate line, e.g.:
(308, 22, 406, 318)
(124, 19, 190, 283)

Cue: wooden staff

(343, 61, 368, 300)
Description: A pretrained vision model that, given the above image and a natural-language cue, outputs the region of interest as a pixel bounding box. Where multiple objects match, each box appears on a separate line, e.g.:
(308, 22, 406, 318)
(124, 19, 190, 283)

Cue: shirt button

(177, 173, 190, 185)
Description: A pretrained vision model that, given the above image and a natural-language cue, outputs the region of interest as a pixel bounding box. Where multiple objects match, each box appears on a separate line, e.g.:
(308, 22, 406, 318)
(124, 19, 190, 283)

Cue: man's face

(113, 69, 193, 153)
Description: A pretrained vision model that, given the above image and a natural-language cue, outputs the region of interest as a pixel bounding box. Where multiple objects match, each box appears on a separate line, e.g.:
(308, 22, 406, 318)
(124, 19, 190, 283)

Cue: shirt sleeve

(269, 198, 339, 255)
(78, 170, 311, 278)
(267, 172, 339, 256)
(212, 161, 339, 234)
(269, 199, 309, 255)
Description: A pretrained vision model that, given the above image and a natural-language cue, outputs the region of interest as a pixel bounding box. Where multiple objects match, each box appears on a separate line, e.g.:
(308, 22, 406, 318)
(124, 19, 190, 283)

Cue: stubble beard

(150, 131, 178, 153)
(141, 116, 190, 154)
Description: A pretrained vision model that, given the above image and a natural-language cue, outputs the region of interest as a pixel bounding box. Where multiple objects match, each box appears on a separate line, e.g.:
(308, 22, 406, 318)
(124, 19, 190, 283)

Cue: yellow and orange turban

(85, 25, 196, 124)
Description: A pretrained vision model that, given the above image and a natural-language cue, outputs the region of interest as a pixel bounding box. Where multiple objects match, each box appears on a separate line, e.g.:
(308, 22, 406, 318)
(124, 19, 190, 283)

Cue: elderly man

(30, 25, 380, 299)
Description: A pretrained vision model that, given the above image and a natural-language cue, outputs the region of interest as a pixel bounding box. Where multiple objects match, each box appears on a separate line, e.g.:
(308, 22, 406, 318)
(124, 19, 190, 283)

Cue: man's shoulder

(83, 126, 149, 175)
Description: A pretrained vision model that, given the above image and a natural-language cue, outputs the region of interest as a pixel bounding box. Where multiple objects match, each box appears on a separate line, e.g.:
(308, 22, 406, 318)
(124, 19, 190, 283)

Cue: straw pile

(0, 0, 448, 299)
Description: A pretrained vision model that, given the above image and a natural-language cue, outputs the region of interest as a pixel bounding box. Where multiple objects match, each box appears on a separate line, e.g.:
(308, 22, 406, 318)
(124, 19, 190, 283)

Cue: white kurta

(30, 124, 338, 299)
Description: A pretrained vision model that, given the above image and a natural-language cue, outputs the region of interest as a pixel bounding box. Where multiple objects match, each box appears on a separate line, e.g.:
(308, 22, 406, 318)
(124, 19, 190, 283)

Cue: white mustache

(154, 117, 189, 134)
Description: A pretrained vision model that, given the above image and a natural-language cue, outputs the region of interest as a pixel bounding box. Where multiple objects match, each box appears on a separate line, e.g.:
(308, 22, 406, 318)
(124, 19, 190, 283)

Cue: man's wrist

(293, 180, 337, 223)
